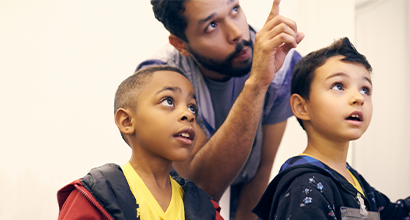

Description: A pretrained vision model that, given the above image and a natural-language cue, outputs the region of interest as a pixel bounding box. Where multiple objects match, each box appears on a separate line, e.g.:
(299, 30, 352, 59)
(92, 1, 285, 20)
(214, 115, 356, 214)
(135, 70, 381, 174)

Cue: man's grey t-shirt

(135, 24, 301, 219)
(204, 73, 293, 131)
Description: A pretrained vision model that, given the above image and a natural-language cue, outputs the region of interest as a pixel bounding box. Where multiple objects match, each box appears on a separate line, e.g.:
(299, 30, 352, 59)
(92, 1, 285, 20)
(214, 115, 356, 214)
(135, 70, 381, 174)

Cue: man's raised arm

(173, 0, 304, 201)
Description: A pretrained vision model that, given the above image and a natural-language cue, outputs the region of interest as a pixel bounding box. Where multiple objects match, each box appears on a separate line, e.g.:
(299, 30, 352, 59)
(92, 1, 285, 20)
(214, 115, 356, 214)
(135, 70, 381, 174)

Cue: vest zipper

(356, 192, 368, 217)
(336, 176, 370, 216)
(76, 186, 113, 220)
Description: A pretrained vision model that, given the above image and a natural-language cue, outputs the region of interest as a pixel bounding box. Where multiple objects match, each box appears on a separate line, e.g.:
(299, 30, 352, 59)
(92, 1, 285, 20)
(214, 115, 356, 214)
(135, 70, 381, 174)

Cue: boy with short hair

(57, 65, 223, 220)
(253, 38, 410, 220)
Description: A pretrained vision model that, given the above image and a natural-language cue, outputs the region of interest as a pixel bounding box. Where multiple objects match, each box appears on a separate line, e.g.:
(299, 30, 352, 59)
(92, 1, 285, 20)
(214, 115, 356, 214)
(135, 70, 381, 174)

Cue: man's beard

(188, 38, 253, 77)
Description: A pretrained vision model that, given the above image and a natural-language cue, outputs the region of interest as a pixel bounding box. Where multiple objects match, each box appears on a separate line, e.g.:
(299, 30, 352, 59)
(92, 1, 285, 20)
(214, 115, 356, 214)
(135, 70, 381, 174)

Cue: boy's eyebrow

(326, 72, 373, 85)
(191, 92, 197, 103)
(364, 76, 372, 85)
(156, 86, 197, 100)
(157, 86, 181, 94)
(325, 72, 347, 80)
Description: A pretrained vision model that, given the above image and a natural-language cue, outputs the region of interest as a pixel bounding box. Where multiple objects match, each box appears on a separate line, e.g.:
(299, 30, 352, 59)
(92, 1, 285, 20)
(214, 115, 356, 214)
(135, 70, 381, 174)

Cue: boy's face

(182, 0, 252, 77)
(305, 55, 373, 142)
(132, 70, 198, 162)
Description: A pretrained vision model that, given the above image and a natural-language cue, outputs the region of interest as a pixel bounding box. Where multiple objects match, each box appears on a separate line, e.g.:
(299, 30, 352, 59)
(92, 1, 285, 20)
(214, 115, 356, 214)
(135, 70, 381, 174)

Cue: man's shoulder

(136, 43, 191, 71)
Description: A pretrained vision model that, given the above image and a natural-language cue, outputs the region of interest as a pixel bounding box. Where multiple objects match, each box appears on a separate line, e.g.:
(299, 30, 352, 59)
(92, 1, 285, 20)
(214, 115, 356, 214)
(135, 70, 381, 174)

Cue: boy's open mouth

(174, 128, 195, 141)
(345, 112, 363, 122)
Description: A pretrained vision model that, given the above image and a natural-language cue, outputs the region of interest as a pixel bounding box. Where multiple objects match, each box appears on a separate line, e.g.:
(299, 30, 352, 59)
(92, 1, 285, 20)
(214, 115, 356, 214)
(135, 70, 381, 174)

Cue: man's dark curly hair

(151, 0, 189, 42)
(291, 37, 372, 130)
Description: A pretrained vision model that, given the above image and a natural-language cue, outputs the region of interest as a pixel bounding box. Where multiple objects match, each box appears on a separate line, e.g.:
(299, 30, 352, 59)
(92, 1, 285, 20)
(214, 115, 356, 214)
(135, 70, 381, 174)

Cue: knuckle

(255, 31, 262, 40)
(277, 23, 287, 31)
(277, 33, 288, 41)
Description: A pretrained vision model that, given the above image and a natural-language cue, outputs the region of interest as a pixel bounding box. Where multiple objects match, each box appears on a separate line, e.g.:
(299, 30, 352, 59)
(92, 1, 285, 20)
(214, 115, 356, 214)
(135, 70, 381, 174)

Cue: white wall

(0, 0, 407, 219)
(267, 0, 357, 177)
(353, 0, 410, 201)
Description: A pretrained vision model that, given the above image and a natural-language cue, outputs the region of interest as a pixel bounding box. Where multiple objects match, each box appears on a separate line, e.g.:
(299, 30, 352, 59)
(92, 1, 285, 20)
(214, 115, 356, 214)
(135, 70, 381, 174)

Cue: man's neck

(197, 63, 231, 82)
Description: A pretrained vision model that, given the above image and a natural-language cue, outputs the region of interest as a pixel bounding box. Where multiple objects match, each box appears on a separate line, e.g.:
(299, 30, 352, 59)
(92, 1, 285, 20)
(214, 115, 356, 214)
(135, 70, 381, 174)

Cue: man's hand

(250, 0, 304, 88)
(172, 0, 304, 203)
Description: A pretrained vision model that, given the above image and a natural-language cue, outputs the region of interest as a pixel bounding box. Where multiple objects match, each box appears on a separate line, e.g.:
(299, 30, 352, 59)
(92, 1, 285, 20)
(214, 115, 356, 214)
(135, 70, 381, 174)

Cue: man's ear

(114, 108, 135, 136)
(169, 34, 191, 57)
(290, 94, 310, 121)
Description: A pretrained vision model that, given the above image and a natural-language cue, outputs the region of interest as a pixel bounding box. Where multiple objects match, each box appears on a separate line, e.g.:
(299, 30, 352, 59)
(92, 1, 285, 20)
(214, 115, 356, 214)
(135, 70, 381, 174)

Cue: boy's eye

(188, 105, 197, 115)
(232, 6, 239, 15)
(360, 87, 371, 95)
(160, 97, 174, 107)
(331, 83, 343, 91)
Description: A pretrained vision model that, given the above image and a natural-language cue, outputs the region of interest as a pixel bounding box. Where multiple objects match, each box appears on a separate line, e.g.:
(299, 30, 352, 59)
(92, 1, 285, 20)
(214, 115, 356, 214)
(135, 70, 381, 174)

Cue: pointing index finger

(266, 0, 281, 24)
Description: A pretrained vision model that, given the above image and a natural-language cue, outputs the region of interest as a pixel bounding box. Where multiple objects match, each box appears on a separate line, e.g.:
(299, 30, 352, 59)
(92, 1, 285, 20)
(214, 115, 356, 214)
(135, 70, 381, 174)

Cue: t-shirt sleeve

(135, 59, 167, 71)
(262, 91, 293, 125)
(262, 50, 301, 125)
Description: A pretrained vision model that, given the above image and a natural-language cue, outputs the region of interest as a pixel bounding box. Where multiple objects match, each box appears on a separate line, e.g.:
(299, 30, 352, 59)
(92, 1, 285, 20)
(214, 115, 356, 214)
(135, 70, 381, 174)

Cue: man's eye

(205, 22, 216, 33)
(331, 83, 343, 91)
(160, 97, 174, 107)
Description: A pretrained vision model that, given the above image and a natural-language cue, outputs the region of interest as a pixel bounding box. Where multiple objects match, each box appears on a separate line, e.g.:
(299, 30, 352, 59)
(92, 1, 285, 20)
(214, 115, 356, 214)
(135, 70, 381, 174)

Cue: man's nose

(226, 19, 243, 44)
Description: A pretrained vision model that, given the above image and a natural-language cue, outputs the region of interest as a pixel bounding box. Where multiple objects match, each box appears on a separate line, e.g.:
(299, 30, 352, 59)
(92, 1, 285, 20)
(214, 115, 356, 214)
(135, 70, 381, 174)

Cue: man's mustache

(228, 39, 253, 60)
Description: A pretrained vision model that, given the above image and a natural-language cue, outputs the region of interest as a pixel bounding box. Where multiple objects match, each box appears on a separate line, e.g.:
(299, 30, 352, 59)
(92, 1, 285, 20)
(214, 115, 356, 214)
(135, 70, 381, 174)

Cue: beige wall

(353, 0, 410, 201)
(269, 0, 356, 177)
(0, 0, 408, 219)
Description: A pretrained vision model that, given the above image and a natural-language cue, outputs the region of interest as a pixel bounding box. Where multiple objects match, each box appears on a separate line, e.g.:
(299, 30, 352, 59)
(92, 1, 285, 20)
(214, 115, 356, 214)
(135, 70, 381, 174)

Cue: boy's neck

(128, 155, 173, 188)
(304, 135, 350, 171)
(303, 135, 356, 184)
(128, 155, 173, 212)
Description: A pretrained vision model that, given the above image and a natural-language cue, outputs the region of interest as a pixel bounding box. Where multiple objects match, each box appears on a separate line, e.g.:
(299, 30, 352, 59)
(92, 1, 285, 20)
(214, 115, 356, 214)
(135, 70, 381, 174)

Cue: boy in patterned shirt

(253, 38, 410, 220)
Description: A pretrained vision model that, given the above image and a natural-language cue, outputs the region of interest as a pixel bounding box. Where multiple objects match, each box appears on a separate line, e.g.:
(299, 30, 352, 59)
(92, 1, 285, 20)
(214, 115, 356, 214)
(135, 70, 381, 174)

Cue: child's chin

(349, 134, 364, 141)
(173, 156, 190, 162)
(171, 153, 191, 162)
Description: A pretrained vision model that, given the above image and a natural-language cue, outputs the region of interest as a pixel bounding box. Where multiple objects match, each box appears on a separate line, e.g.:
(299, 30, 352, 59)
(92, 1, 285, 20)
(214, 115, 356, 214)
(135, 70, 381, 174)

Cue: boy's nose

(350, 90, 365, 106)
(180, 110, 195, 123)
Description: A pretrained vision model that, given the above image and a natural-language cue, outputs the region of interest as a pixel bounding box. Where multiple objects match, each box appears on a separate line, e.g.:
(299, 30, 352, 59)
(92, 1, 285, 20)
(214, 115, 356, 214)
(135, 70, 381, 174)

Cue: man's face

(182, 0, 253, 78)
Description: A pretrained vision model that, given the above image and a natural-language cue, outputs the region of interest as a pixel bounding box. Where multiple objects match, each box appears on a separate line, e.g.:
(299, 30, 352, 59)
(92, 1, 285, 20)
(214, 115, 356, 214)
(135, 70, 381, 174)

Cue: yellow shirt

(347, 170, 365, 197)
(121, 162, 185, 220)
(299, 154, 365, 197)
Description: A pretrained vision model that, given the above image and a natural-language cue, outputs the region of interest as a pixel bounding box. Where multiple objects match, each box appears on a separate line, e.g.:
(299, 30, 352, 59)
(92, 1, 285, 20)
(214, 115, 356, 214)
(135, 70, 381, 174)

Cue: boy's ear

(169, 34, 191, 57)
(290, 94, 310, 121)
(114, 108, 135, 136)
